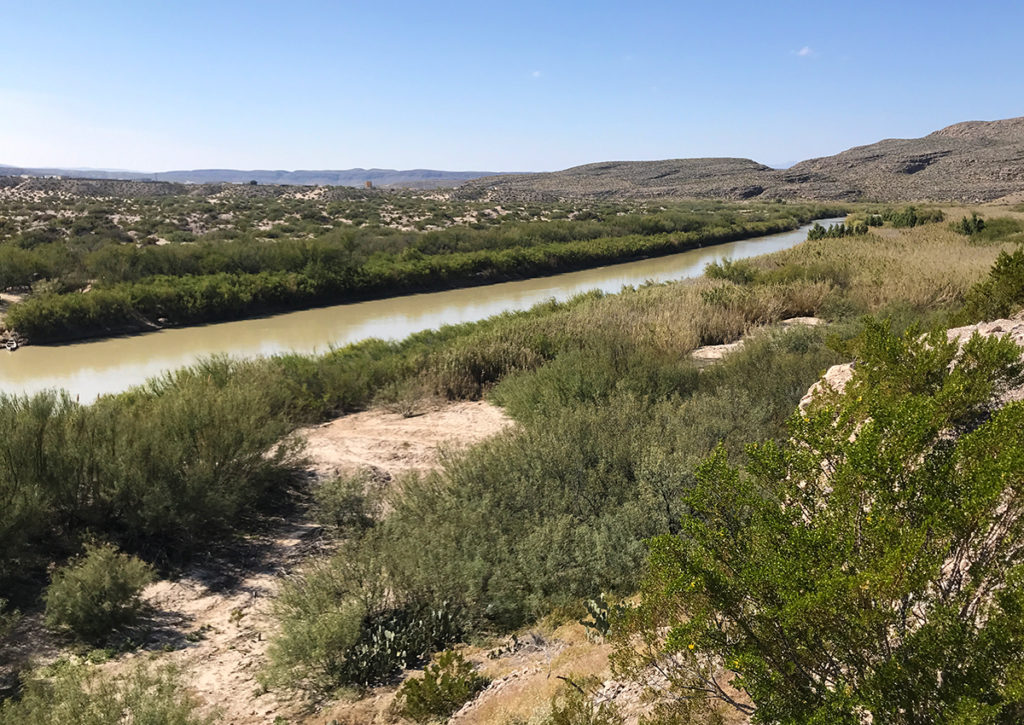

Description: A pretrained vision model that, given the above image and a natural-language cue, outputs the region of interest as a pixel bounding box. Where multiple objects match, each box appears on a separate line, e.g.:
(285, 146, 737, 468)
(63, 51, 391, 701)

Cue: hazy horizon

(2, 1, 1022, 172)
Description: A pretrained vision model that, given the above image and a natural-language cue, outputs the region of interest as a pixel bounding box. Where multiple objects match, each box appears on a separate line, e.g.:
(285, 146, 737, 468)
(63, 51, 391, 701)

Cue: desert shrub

(0, 660, 214, 725)
(312, 471, 380, 536)
(267, 554, 369, 690)
(394, 649, 489, 723)
(705, 258, 760, 285)
(952, 212, 986, 235)
(381, 326, 842, 631)
(538, 676, 623, 725)
(0, 360, 299, 591)
(267, 542, 464, 690)
(616, 320, 1024, 723)
(490, 341, 699, 424)
(964, 216, 1024, 245)
(962, 246, 1024, 320)
(43, 543, 155, 643)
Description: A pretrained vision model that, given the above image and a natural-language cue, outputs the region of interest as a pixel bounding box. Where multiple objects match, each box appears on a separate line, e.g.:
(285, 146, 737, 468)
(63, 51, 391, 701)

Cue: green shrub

(379, 326, 841, 631)
(43, 543, 155, 643)
(617, 320, 1024, 723)
(705, 258, 760, 285)
(312, 471, 380, 536)
(880, 205, 945, 228)
(965, 216, 1024, 245)
(267, 543, 464, 690)
(394, 649, 490, 723)
(962, 246, 1024, 320)
(952, 212, 986, 235)
(805, 221, 868, 240)
(0, 660, 215, 725)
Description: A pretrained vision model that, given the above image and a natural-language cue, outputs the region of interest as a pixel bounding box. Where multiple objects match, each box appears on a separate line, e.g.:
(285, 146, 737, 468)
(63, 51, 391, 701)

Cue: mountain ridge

(5, 115, 1024, 201)
(456, 116, 1024, 203)
(0, 165, 509, 189)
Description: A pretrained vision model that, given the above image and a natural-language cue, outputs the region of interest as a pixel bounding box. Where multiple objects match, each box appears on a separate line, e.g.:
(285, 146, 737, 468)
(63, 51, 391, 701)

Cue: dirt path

(300, 400, 512, 482)
(104, 401, 513, 724)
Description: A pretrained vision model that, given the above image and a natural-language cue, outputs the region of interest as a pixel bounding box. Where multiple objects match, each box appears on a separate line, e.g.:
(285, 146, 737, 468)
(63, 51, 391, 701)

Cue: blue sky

(1, 0, 1022, 171)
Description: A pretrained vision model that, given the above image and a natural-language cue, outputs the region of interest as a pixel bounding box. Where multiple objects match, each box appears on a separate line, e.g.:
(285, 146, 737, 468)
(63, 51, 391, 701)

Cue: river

(0, 219, 842, 401)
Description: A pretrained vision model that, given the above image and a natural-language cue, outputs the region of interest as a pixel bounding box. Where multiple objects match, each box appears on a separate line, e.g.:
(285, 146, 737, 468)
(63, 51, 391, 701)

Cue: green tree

(615, 320, 1024, 724)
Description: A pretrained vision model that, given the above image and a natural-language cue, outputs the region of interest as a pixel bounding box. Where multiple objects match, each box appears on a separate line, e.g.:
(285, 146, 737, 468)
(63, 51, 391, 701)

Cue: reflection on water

(0, 220, 841, 401)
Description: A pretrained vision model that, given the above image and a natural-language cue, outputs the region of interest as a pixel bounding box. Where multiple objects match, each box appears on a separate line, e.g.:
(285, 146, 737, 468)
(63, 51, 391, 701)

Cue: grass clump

(0, 660, 215, 725)
(537, 676, 624, 725)
(43, 543, 154, 644)
(394, 649, 490, 723)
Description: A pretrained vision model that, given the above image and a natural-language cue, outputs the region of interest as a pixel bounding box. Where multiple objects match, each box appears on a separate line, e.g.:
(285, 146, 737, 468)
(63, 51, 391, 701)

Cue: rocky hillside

(453, 158, 774, 203)
(456, 116, 1024, 203)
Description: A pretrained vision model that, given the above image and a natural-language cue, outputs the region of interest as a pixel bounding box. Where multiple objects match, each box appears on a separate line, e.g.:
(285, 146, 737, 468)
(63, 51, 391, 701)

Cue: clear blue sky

(1, 0, 1022, 172)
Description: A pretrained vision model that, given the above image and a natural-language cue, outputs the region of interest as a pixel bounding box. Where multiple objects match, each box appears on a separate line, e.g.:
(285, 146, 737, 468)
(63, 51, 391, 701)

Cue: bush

(805, 221, 868, 240)
(312, 471, 380, 536)
(267, 543, 463, 690)
(0, 660, 214, 725)
(394, 649, 490, 723)
(377, 326, 841, 631)
(616, 320, 1024, 723)
(952, 212, 986, 235)
(43, 543, 155, 643)
(962, 246, 1024, 320)
(880, 205, 945, 228)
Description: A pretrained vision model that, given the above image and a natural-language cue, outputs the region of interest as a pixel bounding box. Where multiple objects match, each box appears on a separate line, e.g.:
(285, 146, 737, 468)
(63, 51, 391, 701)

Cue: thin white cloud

(795, 46, 816, 58)
(531, 70, 542, 78)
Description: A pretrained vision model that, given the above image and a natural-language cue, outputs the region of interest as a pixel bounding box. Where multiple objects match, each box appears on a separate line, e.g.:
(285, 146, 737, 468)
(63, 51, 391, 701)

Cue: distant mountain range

(456, 116, 1024, 203)
(5, 116, 1024, 202)
(0, 166, 507, 189)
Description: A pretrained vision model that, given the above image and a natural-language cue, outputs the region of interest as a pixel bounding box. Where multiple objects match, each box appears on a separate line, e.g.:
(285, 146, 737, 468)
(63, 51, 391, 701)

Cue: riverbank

(0, 218, 843, 401)
(2, 209, 843, 345)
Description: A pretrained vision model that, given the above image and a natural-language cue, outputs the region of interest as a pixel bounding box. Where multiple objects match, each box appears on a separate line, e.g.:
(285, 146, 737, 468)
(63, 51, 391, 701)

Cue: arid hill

(6, 116, 1024, 203)
(453, 158, 774, 202)
(456, 116, 1024, 203)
